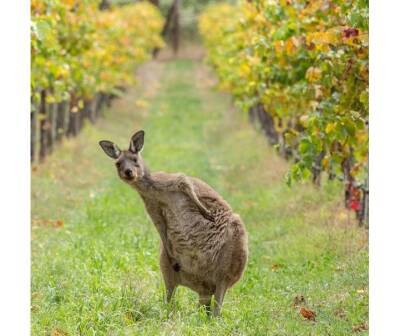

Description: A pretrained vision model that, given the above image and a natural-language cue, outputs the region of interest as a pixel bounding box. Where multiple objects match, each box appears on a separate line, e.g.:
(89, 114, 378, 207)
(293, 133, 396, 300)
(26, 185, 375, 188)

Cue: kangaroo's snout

(124, 169, 134, 179)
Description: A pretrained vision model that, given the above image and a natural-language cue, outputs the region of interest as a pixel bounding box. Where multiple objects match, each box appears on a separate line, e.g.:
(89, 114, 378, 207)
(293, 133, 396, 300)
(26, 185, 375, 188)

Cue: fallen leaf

(31, 304, 39, 312)
(300, 307, 316, 321)
(54, 220, 64, 228)
(334, 308, 347, 319)
(271, 263, 284, 271)
(352, 322, 368, 332)
(343, 27, 359, 39)
(51, 328, 69, 336)
(293, 295, 306, 307)
(32, 219, 64, 228)
(31, 291, 40, 299)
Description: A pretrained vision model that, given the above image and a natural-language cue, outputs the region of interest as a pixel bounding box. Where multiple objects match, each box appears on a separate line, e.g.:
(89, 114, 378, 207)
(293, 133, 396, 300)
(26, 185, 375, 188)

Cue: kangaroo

(99, 130, 248, 316)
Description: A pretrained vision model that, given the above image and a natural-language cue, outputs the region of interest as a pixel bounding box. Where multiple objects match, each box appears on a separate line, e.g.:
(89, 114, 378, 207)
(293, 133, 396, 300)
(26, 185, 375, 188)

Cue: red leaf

(343, 28, 359, 38)
(349, 199, 361, 211)
(300, 307, 316, 321)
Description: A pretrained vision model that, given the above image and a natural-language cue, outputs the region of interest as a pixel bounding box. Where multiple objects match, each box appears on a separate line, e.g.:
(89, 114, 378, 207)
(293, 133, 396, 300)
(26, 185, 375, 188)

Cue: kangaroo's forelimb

(149, 173, 214, 221)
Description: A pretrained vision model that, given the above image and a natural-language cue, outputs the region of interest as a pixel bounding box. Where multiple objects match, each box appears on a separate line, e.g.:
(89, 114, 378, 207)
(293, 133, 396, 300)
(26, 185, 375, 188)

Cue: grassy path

(32, 57, 368, 335)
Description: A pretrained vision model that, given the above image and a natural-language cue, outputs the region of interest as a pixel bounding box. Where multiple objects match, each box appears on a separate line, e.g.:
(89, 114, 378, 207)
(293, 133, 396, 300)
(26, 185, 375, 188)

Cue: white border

(370, 0, 400, 334)
(0, 0, 30, 334)
(0, 0, 399, 334)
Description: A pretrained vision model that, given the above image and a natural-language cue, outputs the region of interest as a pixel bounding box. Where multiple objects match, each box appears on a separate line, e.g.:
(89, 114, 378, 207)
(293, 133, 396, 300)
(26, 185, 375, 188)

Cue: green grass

(31, 58, 368, 335)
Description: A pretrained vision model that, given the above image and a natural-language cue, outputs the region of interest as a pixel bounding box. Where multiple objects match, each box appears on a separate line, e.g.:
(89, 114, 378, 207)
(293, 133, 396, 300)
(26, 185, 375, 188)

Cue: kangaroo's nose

(124, 169, 133, 178)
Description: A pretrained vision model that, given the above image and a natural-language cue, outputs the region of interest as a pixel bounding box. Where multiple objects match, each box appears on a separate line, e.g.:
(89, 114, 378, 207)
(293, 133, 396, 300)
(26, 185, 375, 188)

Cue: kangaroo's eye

(116, 162, 121, 168)
(133, 158, 137, 163)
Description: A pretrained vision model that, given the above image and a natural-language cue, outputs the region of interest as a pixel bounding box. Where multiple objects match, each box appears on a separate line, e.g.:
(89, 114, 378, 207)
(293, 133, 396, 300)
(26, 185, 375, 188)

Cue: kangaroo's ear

(129, 130, 145, 153)
(99, 140, 121, 159)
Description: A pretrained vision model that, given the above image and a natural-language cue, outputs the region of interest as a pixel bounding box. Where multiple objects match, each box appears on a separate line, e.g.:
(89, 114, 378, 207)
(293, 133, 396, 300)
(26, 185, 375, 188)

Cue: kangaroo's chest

(140, 192, 225, 274)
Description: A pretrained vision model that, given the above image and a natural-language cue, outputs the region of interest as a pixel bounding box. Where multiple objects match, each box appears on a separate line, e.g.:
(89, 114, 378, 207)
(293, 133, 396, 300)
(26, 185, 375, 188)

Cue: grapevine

(31, 0, 164, 160)
(199, 0, 369, 224)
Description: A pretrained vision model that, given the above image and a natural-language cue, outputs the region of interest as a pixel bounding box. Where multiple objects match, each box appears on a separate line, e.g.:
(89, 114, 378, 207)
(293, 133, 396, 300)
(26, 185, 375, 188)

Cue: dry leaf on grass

(54, 220, 64, 228)
(32, 219, 64, 228)
(300, 307, 316, 321)
(352, 322, 368, 332)
(31, 304, 39, 312)
(334, 307, 347, 319)
(271, 263, 284, 271)
(51, 328, 69, 336)
(293, 295, 306, 307)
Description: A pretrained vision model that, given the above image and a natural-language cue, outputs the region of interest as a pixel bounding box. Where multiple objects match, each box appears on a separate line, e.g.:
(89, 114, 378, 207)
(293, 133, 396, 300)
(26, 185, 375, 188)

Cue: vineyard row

(31, 0, 164, 162)
(199, 0, 369, 225)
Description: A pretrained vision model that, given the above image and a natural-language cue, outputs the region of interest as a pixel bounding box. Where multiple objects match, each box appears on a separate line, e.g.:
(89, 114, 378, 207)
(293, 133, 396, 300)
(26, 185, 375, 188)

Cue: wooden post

(67, 94, 86, 137)
(171, 0, 180, 54)
(46, 103, 52, 154)
(79, 106, 85, 132)
(359, 155, 369, 227)
(39, 90, 47, 162)
(46, 102, 57, 154)
(31, 98, 37, 162)
(256, 104, 279, 146)
(56, 101, 67, 142)
(99, 0, 110, 10)
(96, 93, 104, 118)
(93, 93, 100, 120)
(311, 151, 325, 186)
(93, 95, 99, 122)
(153, 0, 179, 57)
(249, 104, 279, 146)
(87, 98, 96, 124)
(67, 99, 78, 137)
(64, 98, 70, 137)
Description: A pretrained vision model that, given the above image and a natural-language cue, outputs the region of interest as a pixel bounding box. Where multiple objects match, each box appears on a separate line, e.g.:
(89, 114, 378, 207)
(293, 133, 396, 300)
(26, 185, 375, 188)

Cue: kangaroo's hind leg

(213, 282, 227, 317)
(159, 242, 178, 303)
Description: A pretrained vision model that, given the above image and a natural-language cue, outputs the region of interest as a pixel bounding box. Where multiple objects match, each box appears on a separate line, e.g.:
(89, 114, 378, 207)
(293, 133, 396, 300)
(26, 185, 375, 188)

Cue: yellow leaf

(325, 123, 335, 134)
(285, 38, 296, 55)
(306, 67, 322, 82)
(239, 63, 251, 77)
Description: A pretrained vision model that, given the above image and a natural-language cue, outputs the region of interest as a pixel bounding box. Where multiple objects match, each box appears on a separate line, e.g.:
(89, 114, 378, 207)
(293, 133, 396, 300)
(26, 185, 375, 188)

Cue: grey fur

(99, 130, 248, 316)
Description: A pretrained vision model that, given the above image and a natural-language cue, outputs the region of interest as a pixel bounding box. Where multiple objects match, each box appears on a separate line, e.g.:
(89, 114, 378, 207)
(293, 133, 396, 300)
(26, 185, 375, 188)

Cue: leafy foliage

(31, 0, 164, 104)
(199, 0, 368, 190)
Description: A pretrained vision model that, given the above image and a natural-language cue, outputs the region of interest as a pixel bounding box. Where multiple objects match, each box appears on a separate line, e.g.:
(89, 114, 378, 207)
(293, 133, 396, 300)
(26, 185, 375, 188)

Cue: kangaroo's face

(99, 130, 146, 183)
